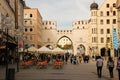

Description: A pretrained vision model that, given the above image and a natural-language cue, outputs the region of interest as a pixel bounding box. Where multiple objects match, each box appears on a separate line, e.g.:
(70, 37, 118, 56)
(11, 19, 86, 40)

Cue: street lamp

(14, 29, 20, 72)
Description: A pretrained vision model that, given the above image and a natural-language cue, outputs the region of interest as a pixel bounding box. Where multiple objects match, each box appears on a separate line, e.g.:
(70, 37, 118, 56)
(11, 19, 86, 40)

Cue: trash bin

(8, 68, 15, 80)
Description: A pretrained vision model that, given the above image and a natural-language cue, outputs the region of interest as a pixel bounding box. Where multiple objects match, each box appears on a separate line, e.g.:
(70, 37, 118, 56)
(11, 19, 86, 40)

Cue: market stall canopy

(52, 47, 65, 54)
(27, 46, 37, 52)
(37, 46, 52, 53)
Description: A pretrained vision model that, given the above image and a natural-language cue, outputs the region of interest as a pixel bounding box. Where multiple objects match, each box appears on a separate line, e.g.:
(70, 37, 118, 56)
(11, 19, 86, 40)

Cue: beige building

(116, 0, 120, 46)
(23, 0, 119, 57)
(24, 8, 42, 49)
(41, 0, 118, 57)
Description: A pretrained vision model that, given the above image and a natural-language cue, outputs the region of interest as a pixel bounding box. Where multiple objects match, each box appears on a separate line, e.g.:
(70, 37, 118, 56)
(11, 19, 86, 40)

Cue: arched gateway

(42, 21, 89, 55)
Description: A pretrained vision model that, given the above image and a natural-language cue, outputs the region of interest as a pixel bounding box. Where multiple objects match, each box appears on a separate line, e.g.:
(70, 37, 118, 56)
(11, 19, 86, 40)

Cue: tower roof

(90, 2, 98, 10)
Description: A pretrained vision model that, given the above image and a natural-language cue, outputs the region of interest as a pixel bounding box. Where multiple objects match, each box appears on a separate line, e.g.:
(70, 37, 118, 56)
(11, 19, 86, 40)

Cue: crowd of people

(1, 51, 120, 79)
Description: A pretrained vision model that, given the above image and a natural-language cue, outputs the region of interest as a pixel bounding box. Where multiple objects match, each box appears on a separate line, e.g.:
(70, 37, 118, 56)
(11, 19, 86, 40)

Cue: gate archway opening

(100, 47, 110, 57)
(77, 44, 85, 56)
(57, 36, 73, 54)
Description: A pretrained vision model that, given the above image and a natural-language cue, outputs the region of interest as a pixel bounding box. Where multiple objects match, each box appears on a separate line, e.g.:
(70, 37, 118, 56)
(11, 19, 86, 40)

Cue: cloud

(25, 0, 104, 30)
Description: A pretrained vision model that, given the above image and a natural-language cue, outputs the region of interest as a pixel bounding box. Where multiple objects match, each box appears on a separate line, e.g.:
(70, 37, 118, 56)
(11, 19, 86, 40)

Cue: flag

(112, 26, 119, 50)
(105, 35, 108, 51)
(110, 34, 113, 50)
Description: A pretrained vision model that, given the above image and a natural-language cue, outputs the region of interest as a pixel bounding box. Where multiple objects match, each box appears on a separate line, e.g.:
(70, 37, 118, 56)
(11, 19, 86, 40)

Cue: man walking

(96, 56, 103, 78)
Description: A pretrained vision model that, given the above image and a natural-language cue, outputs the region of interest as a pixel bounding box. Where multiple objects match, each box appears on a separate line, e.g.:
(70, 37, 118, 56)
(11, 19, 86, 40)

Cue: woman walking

(107, 57, 114, 78)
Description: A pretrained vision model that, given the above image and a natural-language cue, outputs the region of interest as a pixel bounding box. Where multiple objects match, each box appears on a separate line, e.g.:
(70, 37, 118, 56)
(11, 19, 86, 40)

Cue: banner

(112, 26, 119, 50)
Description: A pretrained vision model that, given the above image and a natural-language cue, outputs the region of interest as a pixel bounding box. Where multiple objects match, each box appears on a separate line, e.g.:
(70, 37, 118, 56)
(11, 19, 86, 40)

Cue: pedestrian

(96, 56, 103, 78)
(79, 56, 82, 63)
(107, 57, 114, 78)
(116, 57, 120, 80)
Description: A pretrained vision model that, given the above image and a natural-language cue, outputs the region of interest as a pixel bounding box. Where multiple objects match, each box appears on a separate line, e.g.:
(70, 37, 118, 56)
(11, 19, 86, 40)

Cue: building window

(25, 28, 28, 32)
(91, 12, 93, 16)
(30, 28, 33, 32)
(83, 26, 84, 29)
(45, 27, 47, 29)
(107, 37, 110, 43)
(77, 27, 79, 29)
(92, 28, 93, 34)
(92, 37, 97, 43)
(50, 27, 52, 29)
(24, 44, 28, 49)
(100, 19, 103, 25)
(113, 3, 116, 7)
(25, 36, 28, 40)
(94, 37, 97, 43)
(106, 19, 110, 24)
(100, 11, 103, 16)
(53, 23, 54, 25)
(30, 14, 33, 17)
(107, 29, 110, 34)
(106, 4, 109, 8)
(24, 20, 27, 25)
(49, 21, 51, 25)
(82, 21, 84, 24)
(24, 14, 27, 18)
(92, 37, 93, 43)
(101, 37, 104, 43)
(100, 29, 104, 34)
(107, 11, 109, 16)
(78, 21, 80, 24)
(30, 20, 33, 25)
(30, 44, 35, 47)
(30, 35, 33, 40)
(94, 28, 96, 34)
(113, 19, 116, 24)
(113, 11, 116, 16)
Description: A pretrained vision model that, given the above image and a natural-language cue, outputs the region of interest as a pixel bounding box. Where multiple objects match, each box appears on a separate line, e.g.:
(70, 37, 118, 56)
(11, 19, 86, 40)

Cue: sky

(25, 0, 104, 30)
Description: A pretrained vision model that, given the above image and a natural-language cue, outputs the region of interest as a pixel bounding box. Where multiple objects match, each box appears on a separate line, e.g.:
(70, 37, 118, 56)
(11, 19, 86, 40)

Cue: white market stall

(37, 46, 52, 54)
(52, 47, 65, 54)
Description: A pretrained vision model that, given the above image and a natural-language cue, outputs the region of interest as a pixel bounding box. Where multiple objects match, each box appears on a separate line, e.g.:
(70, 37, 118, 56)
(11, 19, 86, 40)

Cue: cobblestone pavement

(0, 59, 118, 80)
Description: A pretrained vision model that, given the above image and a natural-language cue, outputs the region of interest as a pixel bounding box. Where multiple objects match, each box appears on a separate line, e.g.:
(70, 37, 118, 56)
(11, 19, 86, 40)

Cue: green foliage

(57, 44, 73, 50)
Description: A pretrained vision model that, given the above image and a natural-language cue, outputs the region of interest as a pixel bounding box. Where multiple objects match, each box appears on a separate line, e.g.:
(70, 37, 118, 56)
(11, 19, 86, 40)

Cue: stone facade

(41, 0, 118, 57)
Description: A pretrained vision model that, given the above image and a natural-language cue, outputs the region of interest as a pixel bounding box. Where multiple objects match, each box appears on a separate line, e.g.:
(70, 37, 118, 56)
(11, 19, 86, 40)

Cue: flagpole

(105, 34, 108, 60)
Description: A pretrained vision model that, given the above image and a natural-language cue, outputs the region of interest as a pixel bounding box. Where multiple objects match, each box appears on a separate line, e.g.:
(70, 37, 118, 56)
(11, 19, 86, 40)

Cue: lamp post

(16, 37, 19, 72)
(15, 30, 19, 72)
(5, 28, 8, 80)
(15, 0, 19, 72)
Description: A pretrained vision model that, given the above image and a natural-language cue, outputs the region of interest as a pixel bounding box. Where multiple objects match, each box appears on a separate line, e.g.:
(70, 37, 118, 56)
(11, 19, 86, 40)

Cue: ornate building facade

(41, 0, 118, 57)
(23, 0, 118, 57)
